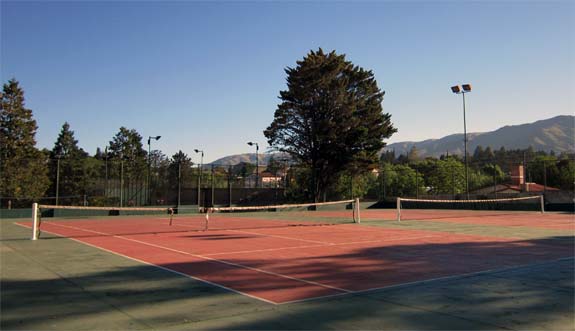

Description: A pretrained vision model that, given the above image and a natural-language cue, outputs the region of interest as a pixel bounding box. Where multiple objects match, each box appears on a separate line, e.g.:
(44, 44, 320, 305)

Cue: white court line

(18, 221, 572, 305)
(169, 219, 336, 245)
(203, 235, 439, 257)
(44, 222, 351, 294)
(14, 222, 277, 304)
(226, 229, 334, 245)
(280, 256, 575, 305)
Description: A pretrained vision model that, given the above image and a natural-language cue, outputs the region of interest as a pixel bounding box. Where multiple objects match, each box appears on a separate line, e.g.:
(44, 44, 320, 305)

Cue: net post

(396, 197, 401, 222)
(32, 203, 39, 240)
(540, 195, 545, 213)
(354, 198, 361, 223)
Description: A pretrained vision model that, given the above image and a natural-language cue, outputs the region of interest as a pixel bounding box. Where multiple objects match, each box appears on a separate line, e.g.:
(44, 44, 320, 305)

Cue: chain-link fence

(1, 155, 573, 210)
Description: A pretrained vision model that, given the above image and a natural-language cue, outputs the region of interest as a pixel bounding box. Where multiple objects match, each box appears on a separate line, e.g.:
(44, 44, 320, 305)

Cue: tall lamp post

(55, 154, 62, 206)
(147, 135, 161, 205)
(194, 149, 204, 207)
(177, 160, 182, 208)
(120, 152, 124, 207)
(247, 142, 259, 188)
(451, 84, 472, 199)
(104, 147, 109, 199)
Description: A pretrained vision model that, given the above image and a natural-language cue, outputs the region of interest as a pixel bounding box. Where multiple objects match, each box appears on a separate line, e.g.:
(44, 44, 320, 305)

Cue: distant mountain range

(211, 115, 573, 165)
(210, 152, 290, 166)
(384, 115, 574, 158)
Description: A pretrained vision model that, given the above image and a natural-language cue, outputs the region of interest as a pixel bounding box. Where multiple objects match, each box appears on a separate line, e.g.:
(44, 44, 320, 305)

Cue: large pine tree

(49, 122, 88, 200)
(0, 79, 49, 204)
(107, 127, 147, 176)
(265, 49, 396, 201)
(107, 127, 147, 205)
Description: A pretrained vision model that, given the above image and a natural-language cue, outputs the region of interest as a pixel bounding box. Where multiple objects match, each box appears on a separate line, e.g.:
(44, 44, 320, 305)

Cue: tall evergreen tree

(265, 49, 396, 201)
(108, 127, 147, 176)
(168, 151, 194, 190)
(107, 127, 147, 205)
(49, 122, 88, 200)
(380, 150, 396, 164)
(484, 146, 494, 160)
(472, 145, 485, 161)
(0, 79, 49, 204)
(407, 146, 419, 162)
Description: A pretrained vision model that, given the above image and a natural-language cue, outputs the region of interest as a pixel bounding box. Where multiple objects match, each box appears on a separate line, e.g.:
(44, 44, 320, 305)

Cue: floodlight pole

(147, 135, 161, 205)
(177, 161, 181, 208)
(120, 153, 124, 207)
(451, 84, 471, 199)
(194, 149, 204, 207)
(104, 147, 109, 198)
(55, 155, 61, 206)
(462, 91, 469, 199)
(247, 142, 259, 188)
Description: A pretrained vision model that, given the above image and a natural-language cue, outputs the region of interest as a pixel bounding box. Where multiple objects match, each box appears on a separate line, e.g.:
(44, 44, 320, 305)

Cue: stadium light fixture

(451, 84, 472, 199)
(194, 149, 204, 207)
(247, 142, 259, 188)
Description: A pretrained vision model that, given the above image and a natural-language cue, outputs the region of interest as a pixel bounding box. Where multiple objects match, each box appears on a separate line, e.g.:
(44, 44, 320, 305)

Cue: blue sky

(2, 1, 573, 163)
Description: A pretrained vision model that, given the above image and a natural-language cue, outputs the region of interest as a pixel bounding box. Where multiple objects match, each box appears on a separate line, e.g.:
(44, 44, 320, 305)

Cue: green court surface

(1, 209, 574, 330)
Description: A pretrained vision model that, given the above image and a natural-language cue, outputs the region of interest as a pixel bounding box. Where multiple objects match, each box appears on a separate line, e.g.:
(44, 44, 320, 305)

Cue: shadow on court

(1, 220, 574, 330)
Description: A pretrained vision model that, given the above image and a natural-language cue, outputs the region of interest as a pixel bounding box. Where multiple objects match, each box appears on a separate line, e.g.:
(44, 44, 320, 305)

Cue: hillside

(211, 116, 573, 164)
(384, 115, 574, 157)
(210, 152, 290, 166)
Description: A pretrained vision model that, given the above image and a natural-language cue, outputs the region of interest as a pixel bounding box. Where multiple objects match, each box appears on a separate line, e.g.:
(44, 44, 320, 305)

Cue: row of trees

(2, 48, 573, 207)
(2, 49, 397, 206)
(339, 149, 574, 199)
(0, 77, 282, 207)
(1, 79, 195, 206)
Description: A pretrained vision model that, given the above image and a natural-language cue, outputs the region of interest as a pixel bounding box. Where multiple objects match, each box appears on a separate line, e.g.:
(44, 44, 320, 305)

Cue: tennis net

(30, 199, 360, 240)
(31, 204, 174, 240)
(396, 196, 544, 222)
(179, 199, 360, 230)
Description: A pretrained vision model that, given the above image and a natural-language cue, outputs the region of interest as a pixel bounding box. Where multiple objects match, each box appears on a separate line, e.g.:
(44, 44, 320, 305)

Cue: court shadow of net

(1, 235, 573, 330)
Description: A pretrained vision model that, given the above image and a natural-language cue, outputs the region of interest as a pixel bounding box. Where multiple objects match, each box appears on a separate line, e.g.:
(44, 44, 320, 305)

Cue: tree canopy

(0, 79, 49, 203)
(49, 122, 89, 199)
(264, 49, 396, 201)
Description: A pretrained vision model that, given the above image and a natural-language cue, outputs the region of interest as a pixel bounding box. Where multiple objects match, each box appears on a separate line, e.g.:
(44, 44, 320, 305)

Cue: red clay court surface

(311, 209, 575, 230)
(19, 214, 574, 304)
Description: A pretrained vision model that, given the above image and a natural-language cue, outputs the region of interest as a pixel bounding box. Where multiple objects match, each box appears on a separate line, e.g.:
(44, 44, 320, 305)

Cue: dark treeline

(376, 145, 574, 198)
(2, 78, 573, 208)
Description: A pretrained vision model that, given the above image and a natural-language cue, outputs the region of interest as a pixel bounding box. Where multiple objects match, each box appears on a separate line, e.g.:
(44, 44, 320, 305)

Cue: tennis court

(3, 201, 574, 330)
(309, 209, 574, 230)
(16, 202, 574, 304)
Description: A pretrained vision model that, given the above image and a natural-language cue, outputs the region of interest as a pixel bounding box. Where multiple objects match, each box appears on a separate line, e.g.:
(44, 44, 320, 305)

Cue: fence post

(415, 167, 419, 199)
(177, 161, 181, 207)
(451, 165, 455, 198)
(211, 164, 215, 207)
(55, 157, 60, 206)
(540, 195, 545, 213)
(493, 163, 497, 198)
(349, 174, 353, 200)
(543, 160, 547, 192)
(228, 165, 232, 207)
